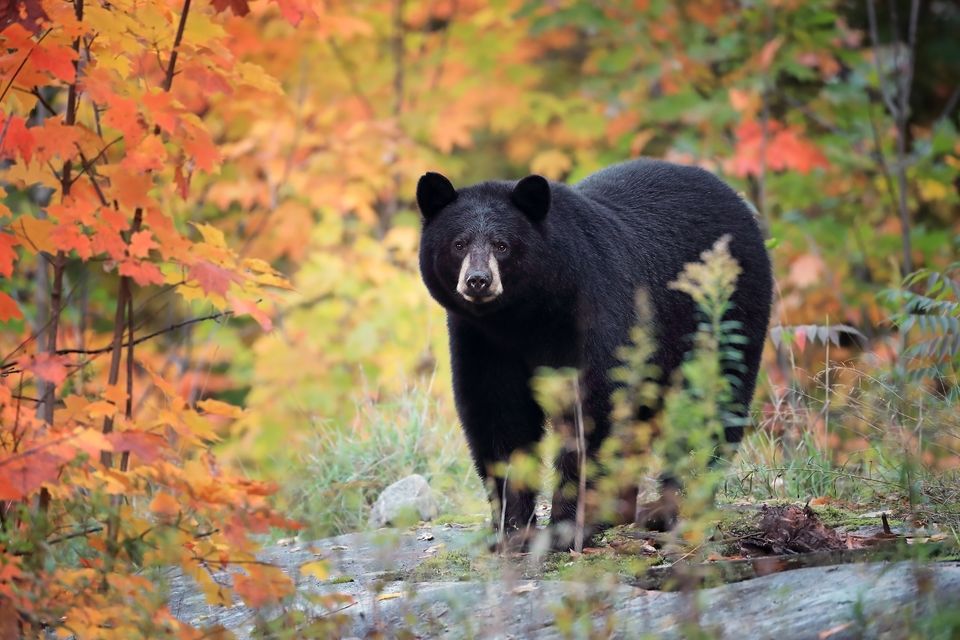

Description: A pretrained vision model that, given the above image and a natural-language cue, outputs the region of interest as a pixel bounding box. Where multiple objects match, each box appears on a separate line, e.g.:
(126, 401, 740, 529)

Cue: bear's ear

(417, 172, 458, 221)
(511, 175, 550, 222)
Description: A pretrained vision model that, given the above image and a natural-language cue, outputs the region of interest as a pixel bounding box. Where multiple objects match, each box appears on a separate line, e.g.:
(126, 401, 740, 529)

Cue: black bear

(416, 159, 773, 547)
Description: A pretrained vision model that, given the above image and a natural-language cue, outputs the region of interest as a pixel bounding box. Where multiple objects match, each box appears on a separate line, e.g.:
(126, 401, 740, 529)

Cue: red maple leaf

(189, 261, 239, 296)
(0, 291, 22, 322)
(118, 258, 165, 286)
(0, 115, 34, 162)
(211, 0, 250, 16)
(31, 42, 77, 83)
(106, 431, 167, 463)
(25, 352, 70, 385)
(0, 452, 62, 500)
(0, 233, 17, 277)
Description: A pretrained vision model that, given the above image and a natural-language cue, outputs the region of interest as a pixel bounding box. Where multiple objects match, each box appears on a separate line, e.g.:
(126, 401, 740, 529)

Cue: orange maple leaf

(91, 229, 127, 261)
(0, 291, 22, 322)
(102, 95, 145, 145)
(31, 116, 82, 162)
(128, 230, 158, 259)
(110, 171, 153, 210)
(50, 223, 93, 260)
(149, 492, 180, 518)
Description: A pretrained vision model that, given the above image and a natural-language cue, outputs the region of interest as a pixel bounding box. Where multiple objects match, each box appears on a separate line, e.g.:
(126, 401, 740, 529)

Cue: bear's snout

(465, 271, 491, 294)
(456, 251, 503, 302)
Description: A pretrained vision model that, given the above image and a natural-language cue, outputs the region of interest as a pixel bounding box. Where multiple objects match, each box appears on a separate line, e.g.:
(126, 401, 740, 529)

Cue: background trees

(1, 0, 957, 634)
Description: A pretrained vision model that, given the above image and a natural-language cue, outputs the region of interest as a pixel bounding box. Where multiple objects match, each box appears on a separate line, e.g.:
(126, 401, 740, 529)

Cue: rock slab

(165, 525, 960, 639)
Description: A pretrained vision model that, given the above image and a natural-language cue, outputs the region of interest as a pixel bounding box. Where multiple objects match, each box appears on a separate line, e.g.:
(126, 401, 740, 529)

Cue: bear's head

(416, 172, 551, 316)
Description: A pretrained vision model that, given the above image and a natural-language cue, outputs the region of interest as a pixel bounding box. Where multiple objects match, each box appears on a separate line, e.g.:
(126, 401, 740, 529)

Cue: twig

(54, 312, 231, 356)
(11, 526, 105, 556)
(0, 30, 51, 104)
(574, 377, 586, 554)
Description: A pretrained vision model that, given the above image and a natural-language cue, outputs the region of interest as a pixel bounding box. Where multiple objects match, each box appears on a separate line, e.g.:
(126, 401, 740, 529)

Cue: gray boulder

(368, 474, 439, 528)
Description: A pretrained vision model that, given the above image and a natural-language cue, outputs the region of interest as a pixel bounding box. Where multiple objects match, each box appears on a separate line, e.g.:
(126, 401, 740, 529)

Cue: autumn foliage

(1, 0, 958, 636)
(0, 0, 309, 634)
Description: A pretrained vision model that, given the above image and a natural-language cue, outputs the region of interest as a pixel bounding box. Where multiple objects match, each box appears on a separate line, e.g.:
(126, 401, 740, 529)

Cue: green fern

(884, 262, 960, 391)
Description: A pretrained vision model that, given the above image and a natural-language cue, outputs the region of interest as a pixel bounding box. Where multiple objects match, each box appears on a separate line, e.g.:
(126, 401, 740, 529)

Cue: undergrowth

(284, 388, 484, 538)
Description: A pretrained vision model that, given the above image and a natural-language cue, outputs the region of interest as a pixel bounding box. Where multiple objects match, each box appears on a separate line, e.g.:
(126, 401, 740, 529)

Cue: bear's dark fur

(417, 159, 773, 544)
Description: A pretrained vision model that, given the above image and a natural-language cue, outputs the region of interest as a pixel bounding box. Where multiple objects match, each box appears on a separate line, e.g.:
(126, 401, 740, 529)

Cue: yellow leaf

(4, 161, 60, 190)
(190, 222, 227, 249)
(85, 400, 117, 419)
(180, 409, 217, 437)
(72, 428, 113, 458)
(377, 592, 403, 602)
(144, 366, 185, 408)
(197, 398, 245, 419)
(300, 561, 329, 581)
(531, 149, 572, 180)
(242, 257, 277, 274)
(235, 62, 283, 94)
(250, 271, 294, 290)
(195, 567, 234, 606)
(918, 179, 950, 201)
(12, 216, 57, 254)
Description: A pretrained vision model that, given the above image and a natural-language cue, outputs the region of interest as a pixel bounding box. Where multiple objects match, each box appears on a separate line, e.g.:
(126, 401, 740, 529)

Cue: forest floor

(165, 501, 960, 639)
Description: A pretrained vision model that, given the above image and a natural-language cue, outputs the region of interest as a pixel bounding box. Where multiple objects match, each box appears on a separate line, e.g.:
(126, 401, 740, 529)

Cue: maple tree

(0, 0, 316, 634)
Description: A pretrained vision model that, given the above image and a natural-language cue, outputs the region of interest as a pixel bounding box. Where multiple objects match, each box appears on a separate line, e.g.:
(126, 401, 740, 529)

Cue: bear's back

(574, 159, 750, 228)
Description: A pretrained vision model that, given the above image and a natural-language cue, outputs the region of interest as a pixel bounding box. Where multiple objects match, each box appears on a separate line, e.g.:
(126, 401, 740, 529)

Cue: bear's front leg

(549, 361, 629, 549)
(449, 319, 545, 549)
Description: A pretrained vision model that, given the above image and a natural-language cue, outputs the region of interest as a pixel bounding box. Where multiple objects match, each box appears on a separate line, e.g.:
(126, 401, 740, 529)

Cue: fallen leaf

(300, 561, 329, 581)
(511, 583, 538, 595)
(819, 622, 853, 639)
(377, 592, 402, 602)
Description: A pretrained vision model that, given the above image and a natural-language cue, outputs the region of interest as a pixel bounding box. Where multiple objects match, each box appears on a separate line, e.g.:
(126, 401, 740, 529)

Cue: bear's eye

(453, 241, 465, 251)
(495, 242, 508, 253)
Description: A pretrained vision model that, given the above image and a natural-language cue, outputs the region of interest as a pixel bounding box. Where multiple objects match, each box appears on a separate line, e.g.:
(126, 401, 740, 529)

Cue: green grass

(282, 388, 485, 538)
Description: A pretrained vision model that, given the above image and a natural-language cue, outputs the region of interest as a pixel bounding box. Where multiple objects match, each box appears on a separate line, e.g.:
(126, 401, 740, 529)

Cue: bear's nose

(466, 271, 490, 293)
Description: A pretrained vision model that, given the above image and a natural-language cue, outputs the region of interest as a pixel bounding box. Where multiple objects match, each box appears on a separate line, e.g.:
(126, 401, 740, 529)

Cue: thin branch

(0, 29, 51, 104)
(936, 86, 960, 124)
(70, 136, 123, 187)
(11, 526, 105, 555)
(866, 100, 901, 218)
(161, 0, 191, 95)
(75, 148, 110, 206)
(865, 0, 899, 116)
(55, 311, 232, 356)
(26, 86, 55, 116)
